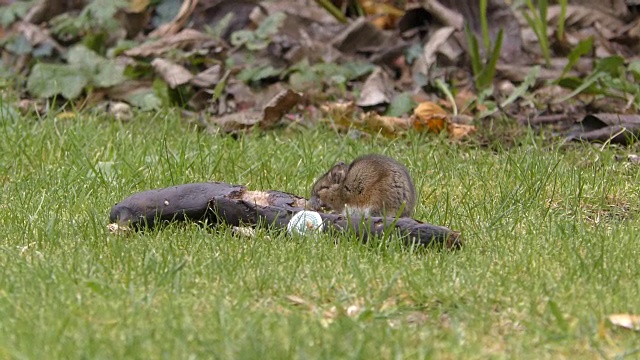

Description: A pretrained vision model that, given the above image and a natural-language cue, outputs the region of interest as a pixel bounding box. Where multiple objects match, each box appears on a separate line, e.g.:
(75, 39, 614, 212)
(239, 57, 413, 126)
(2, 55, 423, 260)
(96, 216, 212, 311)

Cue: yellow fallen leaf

(320, 101, 356, 127)
(362, 0, 405, 29)
(412, 101, 449, 133)
(608, 314, 640, 331)
(361, 112, 410, 136)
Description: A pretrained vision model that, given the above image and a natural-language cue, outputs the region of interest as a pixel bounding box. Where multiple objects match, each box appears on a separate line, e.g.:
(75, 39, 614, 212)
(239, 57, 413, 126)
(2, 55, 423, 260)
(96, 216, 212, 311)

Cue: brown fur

(309, 154, 416, 217)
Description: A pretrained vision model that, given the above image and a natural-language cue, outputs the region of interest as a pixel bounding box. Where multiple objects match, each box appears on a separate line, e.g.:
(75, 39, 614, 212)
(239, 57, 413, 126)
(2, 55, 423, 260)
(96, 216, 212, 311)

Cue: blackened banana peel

(109, 182, 462, 249)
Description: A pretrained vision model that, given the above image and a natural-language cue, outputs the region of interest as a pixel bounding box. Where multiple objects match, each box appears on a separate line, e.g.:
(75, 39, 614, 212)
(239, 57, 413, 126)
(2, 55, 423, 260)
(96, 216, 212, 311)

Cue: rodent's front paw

(308, 196, 326, 211)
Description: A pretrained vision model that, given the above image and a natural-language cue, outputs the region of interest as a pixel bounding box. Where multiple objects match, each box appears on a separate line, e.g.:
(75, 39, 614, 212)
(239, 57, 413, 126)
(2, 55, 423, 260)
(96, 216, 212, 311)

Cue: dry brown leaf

(548, 5, 627, 35)
(421, 0, 464, 30)
(190, 65, 222, 88)
(23, 0, 84, 24)
(11, 21, 64, 53)
(149, 0, 198, 37)
(361, 112, 411, 136)
(124, 29, 213, 57)
(448, 122, 476, 140)
(331, 17, 389, 54)
(211, 111, 261, 133)
(285, 295, 310, 307)
(320, 101, 357, 127)
(261, 89, 303, 129)
(151, 58, 193, 88)
(608, 314, 640, 331)
(567, 113, 640, 145)
(412, 101, 449, 133)
(416, 26, 456, 76)
(356, 67, 392, 108)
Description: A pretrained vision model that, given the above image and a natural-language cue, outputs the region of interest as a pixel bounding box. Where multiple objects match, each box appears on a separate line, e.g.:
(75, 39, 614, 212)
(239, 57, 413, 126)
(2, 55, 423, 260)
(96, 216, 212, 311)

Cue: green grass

(1, 110, 640, 359)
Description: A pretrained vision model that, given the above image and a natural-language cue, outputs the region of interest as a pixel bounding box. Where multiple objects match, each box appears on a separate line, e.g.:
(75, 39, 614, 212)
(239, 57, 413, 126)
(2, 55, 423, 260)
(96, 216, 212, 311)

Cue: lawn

(1, 111, 639, 359)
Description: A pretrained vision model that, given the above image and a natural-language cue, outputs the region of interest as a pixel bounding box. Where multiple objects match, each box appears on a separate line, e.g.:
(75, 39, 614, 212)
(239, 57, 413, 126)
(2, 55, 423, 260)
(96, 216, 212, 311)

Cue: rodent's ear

(328, 163, 347, 183)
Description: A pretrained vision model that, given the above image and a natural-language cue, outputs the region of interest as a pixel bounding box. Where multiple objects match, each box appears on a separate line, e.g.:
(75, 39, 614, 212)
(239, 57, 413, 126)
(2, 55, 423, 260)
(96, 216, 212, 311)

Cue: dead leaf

(547, 5, 627, 35)
(412, 101, 449, 133)
(608, 314, 640, 331)
(356, 67, 392, 108)
(10, 21, 64, 53)
(149, 0, 198, 37)
(190, 65, 222, 88)
(567, 113, 640, 145)
(211, 110, 261, 133)
(151, 58, 193, 88)
(192, 0, 263, 41)
(417, 26, 456, 76)
(420, 0, 464, 30)
(23, 0, 84, 24)
(331, 17, 390, 55)
(361, 112, 411, 136)
(320, 101, 357, 127)
(124, 29, 214, 58)
(286, 295, 311, 307)
(448, 122, 476, 140)
(261, 89, 303, 128)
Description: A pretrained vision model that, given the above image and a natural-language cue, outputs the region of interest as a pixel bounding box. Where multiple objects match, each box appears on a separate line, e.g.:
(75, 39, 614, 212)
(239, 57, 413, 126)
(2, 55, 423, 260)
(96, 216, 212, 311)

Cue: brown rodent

(309, 154, 416, 217)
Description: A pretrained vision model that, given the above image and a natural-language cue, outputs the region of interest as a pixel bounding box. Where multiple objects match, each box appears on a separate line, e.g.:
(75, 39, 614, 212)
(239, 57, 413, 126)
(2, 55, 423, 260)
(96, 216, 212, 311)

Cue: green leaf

(500, 66, 539, 108)
(5, 35, 33, 55)
(252, 66, 282, 81)
(476, 29, 503, 90)
(126, 89, 162, 111)
(548, 300, 568, 332)
(67, 45, 125, 87)
(245, 40, 270, 51)
(561, 38, 593, 78)
(27, 63, 88, 99)
(557, 0, 567, 39)
(339, 62, 375, 81)
(0, 0, 36, 27)
(67, 45, 105, 72)
(205, 13, 235, 39)
(81, 0, 127, 26)
(555, 72, 607, 102)
(238, 65, 282, 83)
(0, 102, 19, 122)
(255, 12, 286, 38)
(230, 30, 254, 47)
(288, 71, 319, 92)
(434, 79, 457, 115)
(629, 61, 640, 81)
(464, 25, 482, 80)
(385, 93, 416, 117)
(595, 56, 624, 77)
(211, 70, 231, 103)
(93, 61, 126, 88)
(480, 0, 490, 50)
